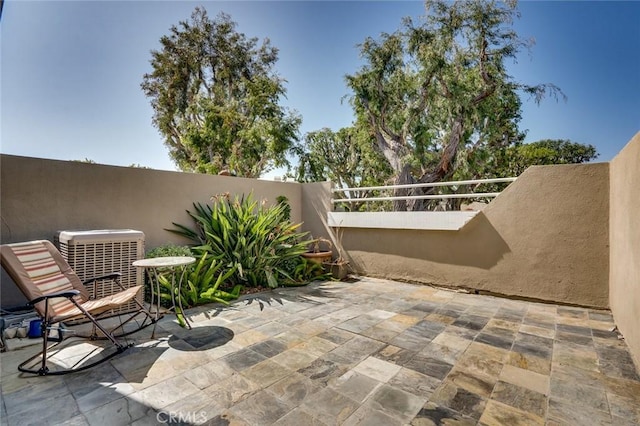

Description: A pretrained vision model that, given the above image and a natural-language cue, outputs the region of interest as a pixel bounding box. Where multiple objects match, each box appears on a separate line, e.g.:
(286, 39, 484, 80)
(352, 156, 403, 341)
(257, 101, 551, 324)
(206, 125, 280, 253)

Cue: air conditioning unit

(55, 229, 145, 317)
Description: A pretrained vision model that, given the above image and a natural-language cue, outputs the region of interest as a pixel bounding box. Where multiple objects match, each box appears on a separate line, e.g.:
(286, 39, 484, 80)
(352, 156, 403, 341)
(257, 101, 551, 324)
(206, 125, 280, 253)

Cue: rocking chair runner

(0, 240, 156, 375)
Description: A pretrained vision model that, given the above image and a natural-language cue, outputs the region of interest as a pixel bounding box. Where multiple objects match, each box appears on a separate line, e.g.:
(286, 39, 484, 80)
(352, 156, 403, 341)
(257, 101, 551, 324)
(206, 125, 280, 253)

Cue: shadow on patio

(1, 277, 639, 425)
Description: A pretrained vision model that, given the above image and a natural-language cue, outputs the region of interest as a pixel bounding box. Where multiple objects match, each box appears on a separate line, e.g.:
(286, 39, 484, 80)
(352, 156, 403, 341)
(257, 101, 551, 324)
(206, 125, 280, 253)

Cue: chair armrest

(82, 273, 122, 285)
(83, 273, 125, 297)
(30, 290, 80, 306)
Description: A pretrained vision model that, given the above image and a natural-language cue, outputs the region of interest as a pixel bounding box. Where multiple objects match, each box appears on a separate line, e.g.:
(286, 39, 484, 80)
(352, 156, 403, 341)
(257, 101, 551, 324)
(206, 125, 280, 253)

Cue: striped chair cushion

(54, 285, 143, 322)
(10, 241, 78, 317)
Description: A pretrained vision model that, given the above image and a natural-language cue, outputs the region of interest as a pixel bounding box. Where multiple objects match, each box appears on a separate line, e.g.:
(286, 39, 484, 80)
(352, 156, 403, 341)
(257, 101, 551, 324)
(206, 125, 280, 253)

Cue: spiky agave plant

(168, 192, 312, 288)
(157, 253, 240, 326)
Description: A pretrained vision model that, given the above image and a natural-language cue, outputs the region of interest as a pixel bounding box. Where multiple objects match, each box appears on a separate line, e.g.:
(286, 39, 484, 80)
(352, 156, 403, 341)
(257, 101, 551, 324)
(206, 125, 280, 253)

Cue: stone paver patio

(1, 277, 639, 425)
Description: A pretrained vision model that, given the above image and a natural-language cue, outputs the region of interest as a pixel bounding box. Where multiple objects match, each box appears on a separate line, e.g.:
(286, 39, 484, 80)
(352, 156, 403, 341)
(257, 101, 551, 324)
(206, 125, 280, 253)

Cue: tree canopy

(490, 139, 598, 177)
(295, 126, 393, 188)
(345, 0, 565, 210)
(141, 7, 300, 177)
(294, 125, 393, 211)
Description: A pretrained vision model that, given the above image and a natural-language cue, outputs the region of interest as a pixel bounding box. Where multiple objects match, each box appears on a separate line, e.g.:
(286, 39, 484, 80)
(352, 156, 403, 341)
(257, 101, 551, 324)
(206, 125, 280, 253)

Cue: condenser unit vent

(55, 229, 145, 317)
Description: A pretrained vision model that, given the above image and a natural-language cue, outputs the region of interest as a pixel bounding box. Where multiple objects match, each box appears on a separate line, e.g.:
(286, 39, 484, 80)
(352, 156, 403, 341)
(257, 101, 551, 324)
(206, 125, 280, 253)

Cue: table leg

(145, 268, 160, 339)
(176, 265, 191, 329)
(144, 264, 192, 331)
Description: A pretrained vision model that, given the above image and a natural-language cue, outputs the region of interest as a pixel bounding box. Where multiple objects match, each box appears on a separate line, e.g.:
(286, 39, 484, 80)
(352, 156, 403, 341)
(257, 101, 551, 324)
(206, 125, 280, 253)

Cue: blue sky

(1, 1, 639, 177)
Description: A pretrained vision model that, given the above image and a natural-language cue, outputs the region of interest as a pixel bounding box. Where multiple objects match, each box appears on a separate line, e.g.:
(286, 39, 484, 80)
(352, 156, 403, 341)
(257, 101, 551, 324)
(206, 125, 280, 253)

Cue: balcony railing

(328, 177, 518, 230)
(332, 177, 517, 210)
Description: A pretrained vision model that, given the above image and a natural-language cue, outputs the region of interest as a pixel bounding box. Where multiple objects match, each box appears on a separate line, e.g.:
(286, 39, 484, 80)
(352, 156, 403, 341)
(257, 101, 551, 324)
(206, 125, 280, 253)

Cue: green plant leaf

(166, 192, 320, 291)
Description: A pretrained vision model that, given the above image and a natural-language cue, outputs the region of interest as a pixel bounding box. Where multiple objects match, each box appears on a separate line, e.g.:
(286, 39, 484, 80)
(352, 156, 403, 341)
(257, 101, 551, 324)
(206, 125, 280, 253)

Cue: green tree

(433, 138, 598, 211)
(141, 7, 301, 178)
(492, 139, 598, 177)
(346, 0, 564, 210)
(295, 125, 393, 209)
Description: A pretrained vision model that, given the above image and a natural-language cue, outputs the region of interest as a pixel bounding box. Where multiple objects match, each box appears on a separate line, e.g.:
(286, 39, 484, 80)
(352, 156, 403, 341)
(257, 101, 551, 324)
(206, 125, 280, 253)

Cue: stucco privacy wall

(342, 163, 610, 308)
(0, 154, 305, 306)
(301, 181, 334, 245)
(609, 132, 640, 367)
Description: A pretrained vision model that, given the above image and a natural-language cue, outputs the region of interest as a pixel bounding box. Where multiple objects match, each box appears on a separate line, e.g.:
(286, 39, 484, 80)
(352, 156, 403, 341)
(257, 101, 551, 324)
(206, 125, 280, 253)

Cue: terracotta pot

(301, 251, 333, 265)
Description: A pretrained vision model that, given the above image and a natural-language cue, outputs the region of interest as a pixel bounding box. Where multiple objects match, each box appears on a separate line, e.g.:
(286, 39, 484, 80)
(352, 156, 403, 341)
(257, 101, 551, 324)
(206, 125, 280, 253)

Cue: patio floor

(1, 277, 639, 425)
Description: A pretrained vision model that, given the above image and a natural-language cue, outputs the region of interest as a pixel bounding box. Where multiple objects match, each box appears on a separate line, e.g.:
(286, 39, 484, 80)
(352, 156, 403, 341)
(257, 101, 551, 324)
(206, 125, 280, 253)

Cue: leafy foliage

(434, 138, 598, 210)
(294, 126, 393, 211)
(493, 139, 598, 177)
(141, 7, 301, 177)
(345, 0, 565, 210)
(168, 192, 319, 288)
(145, 245, 241, 322)
(278, 256, 328, 286)
(146, 244, 192, 259)
(276, 195, 291, 222)
(157, 254, 240, 326)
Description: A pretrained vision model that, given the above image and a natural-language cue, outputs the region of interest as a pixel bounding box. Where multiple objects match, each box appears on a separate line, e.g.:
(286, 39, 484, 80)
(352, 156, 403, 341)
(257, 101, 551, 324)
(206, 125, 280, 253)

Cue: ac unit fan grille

(58, 235, 144, 319)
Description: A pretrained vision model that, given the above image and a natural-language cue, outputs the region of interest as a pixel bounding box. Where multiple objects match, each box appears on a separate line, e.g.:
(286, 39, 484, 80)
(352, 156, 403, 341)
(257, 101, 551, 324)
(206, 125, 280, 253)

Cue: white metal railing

(332, 177, 517, 206)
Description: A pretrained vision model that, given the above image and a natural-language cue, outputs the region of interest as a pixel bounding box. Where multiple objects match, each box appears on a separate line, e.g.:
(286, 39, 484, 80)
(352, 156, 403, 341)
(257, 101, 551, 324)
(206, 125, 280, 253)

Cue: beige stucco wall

(0, 155, 303, 248)
(343, 163, 610, 308)
(609, 132, 640, 367)
(300, 181, 334, 242)
(0, 154, 309, 306)
(0, 153, 617, 312)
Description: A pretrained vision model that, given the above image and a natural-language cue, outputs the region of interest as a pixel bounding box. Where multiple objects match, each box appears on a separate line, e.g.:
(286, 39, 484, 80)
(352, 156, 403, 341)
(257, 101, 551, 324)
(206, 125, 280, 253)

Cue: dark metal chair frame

(1, 240, 157, 376)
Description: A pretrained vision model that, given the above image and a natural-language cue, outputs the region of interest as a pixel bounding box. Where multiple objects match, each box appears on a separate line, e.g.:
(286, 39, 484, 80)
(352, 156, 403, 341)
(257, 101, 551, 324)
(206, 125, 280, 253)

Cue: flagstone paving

(1, 277, 639, 425)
